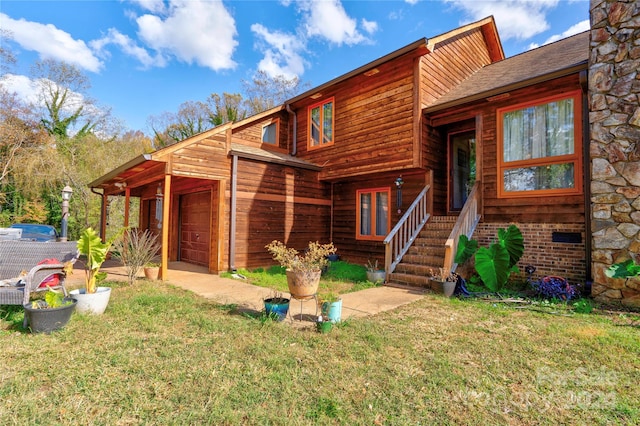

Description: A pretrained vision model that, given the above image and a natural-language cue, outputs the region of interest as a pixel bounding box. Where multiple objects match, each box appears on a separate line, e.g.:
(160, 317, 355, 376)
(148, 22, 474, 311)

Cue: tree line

(0, 30, 305, 239)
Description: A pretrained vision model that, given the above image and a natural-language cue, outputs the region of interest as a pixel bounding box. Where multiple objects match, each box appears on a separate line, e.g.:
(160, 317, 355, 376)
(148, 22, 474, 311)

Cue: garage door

(179, 191, 211, 267)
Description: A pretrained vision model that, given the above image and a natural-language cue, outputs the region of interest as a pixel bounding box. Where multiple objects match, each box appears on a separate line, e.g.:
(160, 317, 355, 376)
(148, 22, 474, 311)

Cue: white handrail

(383, 184, 431, 279)
(443, 182, 481, 273)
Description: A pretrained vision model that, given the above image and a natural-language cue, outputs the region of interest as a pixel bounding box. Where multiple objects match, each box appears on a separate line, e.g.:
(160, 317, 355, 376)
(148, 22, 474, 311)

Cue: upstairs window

(497, 91, 582, 197)
(357, 188, 390, 241)
(308, 98, 334, 149)
(261, 119, 279, 145)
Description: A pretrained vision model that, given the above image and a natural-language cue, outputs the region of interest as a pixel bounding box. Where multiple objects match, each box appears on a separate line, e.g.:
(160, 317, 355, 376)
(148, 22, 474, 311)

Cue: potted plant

(316, 315, 333, 333)
(263, 292, 290, 322)
(319, 292, 342, 323)
(143, 262, 161, 280)
(70, 227, 121, 315)
(23, 287, 76, 333)
(265, 240, 336, 300)
(111, 229, 160, 284)
(429, 267, 457, 297)
(366, 259, 385, 284)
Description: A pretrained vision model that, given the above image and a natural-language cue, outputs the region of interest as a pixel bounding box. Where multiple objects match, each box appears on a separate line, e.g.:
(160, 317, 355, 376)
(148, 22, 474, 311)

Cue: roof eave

(228, 148, 322, 171)
(286, 38, 429, 106)
(88, 154, 155, 188)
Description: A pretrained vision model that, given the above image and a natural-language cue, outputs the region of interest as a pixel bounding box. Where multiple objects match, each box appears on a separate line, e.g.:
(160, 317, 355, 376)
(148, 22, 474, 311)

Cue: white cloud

(0, 73, 91, 117)
(135, 0, 238, 71)
(298, 0, 368, 45)
(0, 13, 103, 72)
(0, 74, 40, 105)
(251, 24, 307, 79)
(528, 19, 590, 50)
(90, 28, 164, 69)
(127, 0, 168, 14)
(405, 0, 419, 5)
(444, 0, 560, 40)
(361, 18, 378, 35)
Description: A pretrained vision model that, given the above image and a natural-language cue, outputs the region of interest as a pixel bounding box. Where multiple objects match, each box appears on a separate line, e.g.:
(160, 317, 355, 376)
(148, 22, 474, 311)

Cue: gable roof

(286, 16, 501, 106)
(424, 31, 589, 114)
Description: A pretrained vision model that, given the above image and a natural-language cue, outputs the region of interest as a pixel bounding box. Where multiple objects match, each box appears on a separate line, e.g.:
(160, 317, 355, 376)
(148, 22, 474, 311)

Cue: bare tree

(242, 71, 309, 115)
(31, 59, 108, 139)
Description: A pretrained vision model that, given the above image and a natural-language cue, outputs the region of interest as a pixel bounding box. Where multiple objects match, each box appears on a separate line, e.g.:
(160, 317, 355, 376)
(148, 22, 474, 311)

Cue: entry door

(449, 131, 475, 211)
(179, 191, 211, 267)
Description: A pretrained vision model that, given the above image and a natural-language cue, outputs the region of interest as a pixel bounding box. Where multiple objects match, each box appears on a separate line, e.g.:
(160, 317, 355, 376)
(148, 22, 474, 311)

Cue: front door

(449, 130, 475, 211)
(179, 191, 211, 267)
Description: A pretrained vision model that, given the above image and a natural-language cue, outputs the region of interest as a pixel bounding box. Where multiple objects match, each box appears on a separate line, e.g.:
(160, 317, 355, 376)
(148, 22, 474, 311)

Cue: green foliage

(77, 227, 122, 293)
(573, 298, 594, 314)
(606, 259, 640, 279)
(456, 224, 525, 292)
(454, 234, 478, 265)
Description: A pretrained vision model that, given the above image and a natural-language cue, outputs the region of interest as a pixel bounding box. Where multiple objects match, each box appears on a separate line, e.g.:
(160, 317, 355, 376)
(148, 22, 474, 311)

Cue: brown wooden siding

(331, 170, 430, 266)
(291, 54, 418, 181)
(425, 74, 585, 223)
(232, 111, 289, 153)
(230, 158, 331, 269)
(170, 136, 230, 180)
(420, 28, 492, 107)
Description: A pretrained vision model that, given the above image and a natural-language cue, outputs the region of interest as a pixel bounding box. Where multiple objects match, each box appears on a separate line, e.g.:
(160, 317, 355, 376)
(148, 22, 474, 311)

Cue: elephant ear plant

(455, 224, 525, 293)
(77, 228, 121, 294)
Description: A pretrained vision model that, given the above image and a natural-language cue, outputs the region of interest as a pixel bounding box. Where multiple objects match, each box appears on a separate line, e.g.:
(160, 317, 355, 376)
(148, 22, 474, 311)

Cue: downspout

(286, 103, 297, 156)
(580, 69, 593, 291)
(229, 154, 238, 272)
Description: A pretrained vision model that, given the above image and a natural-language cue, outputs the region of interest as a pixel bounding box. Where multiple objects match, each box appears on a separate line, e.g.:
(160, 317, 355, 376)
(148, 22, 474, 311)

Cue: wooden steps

(388, 216, 456, 288)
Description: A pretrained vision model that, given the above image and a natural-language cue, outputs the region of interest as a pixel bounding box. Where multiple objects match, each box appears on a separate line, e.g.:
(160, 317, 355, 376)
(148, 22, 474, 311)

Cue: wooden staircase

(387, 216, 457, 287)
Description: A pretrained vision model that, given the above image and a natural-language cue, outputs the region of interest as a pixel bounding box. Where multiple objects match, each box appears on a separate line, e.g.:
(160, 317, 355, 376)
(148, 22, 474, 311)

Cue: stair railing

(443, 181, 481, 273)
(383, 184, 431, 279)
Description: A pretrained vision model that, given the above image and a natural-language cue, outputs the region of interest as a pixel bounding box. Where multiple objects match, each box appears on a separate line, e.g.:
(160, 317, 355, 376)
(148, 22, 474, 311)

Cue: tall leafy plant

(455, 224, 525, 292)
(77, 227, 121, 293)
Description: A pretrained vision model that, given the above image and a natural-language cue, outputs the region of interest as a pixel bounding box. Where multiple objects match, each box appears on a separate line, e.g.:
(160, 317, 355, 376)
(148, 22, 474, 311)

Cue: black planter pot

(23, 298, 76, 333)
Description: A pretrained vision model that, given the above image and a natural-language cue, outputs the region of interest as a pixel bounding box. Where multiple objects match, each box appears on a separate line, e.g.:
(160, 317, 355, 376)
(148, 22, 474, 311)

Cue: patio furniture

(0, 240, 79, 308)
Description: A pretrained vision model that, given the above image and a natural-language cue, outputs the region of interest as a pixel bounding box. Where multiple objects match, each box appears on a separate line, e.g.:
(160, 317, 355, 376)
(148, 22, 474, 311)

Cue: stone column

(589, 0, 640, 307)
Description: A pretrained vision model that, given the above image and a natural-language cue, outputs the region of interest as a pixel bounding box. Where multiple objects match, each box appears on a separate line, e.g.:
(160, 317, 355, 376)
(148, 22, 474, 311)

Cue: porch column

(124, 187, 130, 228)
(160, 174, 171, 280)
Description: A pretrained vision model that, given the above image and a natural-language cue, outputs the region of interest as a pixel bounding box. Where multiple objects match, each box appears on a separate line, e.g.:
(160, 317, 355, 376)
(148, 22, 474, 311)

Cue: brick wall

(475, 222, 587, 285)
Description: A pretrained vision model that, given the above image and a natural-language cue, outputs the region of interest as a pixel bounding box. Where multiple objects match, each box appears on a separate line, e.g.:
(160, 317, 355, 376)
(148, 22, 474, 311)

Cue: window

(308, 98, 334, 149)
(261, 119, 279, 145)
(497, 91, 582, 197)
(357, 188, 390, 240)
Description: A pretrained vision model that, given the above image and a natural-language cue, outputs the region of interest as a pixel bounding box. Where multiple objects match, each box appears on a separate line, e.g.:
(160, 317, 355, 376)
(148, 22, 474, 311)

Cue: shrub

(531, 276, 578, 301)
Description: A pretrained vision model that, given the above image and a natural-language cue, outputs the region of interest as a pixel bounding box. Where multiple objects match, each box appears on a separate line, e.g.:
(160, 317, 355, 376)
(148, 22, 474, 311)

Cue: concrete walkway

(70, 261, 427, 326)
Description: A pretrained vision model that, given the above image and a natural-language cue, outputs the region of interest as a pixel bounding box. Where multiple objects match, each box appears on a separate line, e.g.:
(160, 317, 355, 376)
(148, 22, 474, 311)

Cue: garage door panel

(179, 191, 210, 267)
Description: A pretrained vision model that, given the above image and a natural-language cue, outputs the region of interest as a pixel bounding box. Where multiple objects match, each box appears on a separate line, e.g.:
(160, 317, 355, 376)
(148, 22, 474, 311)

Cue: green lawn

(1, 280, 638, 425)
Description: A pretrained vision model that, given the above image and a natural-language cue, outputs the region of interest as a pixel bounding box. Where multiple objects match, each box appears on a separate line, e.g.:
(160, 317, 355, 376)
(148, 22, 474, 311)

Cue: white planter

(70, 286, 112, 315)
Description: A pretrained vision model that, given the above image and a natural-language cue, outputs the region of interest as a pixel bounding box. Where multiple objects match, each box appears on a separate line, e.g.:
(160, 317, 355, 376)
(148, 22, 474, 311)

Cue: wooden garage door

(179, 191, 211, 267)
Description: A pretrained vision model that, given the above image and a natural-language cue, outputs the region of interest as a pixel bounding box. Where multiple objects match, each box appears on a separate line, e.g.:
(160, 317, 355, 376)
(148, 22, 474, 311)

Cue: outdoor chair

(0, 240, 79, 308)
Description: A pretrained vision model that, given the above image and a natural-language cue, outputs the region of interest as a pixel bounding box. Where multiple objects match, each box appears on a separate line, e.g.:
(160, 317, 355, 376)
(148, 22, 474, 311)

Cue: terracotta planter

(286, 269, 321, 299)
(144, 266, 160, 280)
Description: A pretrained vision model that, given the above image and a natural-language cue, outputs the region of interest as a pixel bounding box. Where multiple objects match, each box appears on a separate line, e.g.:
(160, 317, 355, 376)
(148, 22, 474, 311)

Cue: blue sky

(1, 0, 590, 134)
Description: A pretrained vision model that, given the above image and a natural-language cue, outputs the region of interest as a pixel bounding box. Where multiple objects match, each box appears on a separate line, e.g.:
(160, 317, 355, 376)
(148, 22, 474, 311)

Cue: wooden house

(90, 17, 591, 288)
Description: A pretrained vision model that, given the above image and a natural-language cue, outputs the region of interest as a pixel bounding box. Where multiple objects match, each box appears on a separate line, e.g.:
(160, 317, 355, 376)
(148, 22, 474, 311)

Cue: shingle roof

(229, 143, 321, 171)
(424, 31, 589, 113)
